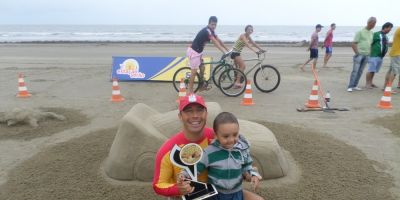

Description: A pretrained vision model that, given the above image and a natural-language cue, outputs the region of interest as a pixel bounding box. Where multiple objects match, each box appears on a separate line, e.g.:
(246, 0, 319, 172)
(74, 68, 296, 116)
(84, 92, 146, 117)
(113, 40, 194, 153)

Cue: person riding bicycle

(187, 16, 230, 94)
(231, 25, 265, 87)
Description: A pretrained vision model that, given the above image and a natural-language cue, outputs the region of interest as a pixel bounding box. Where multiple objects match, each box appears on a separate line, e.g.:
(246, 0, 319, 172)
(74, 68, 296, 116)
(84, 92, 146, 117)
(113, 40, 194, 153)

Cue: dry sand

(0, 43, 399, 199)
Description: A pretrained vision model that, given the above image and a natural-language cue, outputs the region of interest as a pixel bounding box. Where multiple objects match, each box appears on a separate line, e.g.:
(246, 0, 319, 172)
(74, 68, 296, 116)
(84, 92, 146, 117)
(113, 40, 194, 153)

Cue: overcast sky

(1, 0, 399, 26)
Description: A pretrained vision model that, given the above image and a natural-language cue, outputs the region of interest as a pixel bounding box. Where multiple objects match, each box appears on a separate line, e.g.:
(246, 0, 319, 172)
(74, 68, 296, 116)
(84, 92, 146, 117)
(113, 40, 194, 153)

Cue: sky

(1, 0, 399, 26)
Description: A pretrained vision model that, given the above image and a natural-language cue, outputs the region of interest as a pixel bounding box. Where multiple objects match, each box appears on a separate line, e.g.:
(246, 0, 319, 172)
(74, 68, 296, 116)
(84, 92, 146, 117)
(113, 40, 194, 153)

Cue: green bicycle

(172, 53, 247, 97)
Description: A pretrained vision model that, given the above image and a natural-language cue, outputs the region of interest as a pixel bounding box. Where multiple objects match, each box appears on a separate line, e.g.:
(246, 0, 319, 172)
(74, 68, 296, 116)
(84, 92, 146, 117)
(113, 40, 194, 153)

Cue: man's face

(215, 123, 239, 150)
(367, 20, 376, 30)
(179, 104, 207, 136)
(316, 27, 322, 32)
(208, 22, 217, 31)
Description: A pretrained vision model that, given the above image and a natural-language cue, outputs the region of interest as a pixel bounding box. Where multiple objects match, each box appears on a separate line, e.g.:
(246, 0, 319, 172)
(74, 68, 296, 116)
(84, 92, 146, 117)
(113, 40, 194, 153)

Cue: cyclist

(231, 25, 265, 88)
(187, 16, 230, 94)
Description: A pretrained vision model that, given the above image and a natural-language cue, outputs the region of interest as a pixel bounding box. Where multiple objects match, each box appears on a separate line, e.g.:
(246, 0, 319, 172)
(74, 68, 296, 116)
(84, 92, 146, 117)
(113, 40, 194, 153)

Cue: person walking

(365, 22, 393, 89)
(301, 24, 323, 71)
(347, 17, 376, 92)
(322, 23, 336, 68)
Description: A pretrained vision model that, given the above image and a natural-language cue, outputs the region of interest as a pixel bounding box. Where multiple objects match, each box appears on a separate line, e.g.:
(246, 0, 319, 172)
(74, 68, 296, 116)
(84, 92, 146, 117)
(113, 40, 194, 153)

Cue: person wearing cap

(322, 23, 336, 68)
(347, 17, 376, 92)
(383, 26, 400, 92)
(300, 24, 323, 71)
(152, 94, 264, 200)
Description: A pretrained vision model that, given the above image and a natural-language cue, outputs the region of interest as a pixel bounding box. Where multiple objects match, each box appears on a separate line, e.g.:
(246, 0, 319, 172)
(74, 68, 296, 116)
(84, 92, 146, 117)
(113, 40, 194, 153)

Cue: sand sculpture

(0, 108, 66, 128)
(104, 102, 288, 182)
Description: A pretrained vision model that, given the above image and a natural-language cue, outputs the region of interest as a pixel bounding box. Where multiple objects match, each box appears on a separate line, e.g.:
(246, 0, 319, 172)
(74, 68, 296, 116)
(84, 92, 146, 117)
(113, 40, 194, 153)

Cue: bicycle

(172, 53, 247, 97)
(237, 51, 281, 93)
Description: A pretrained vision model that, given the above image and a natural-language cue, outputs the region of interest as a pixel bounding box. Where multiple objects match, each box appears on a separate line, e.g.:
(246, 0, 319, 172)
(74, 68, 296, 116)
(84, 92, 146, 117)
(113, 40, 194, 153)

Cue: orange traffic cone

(176, 78, 187, 103)
(305, 80, 321, 108)
(17, 73, 31, 98)
(377, 82, 392, 109)
(241, 80, 255, 106)
(110, 78, 124, 102)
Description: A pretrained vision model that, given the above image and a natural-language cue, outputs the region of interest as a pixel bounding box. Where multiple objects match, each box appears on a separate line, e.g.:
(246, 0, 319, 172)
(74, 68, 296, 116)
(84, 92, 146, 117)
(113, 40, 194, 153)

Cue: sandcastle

(104, 102, 288, 181)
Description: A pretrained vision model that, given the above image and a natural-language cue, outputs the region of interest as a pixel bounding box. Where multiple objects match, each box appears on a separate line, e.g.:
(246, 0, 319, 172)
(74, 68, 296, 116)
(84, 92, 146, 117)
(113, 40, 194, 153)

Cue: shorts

(186, 47, 203, 69)
(210, 190, 243, 200)
(367, 57, 383, 73)
(310, 48, 318, 59)
(230, 52, 240, 59)
(388, 56, 400, 75)
(325, 46, 333, 54)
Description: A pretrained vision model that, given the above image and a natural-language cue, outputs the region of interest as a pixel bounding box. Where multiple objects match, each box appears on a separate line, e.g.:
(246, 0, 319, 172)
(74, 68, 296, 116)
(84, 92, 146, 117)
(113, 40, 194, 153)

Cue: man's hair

(382, 22, 393, 30)
(209, 16, 218, 24)
(245, 25, 253, 32)
(367, 17, 377, 24)
(331, 23, 336, 27)
(213, 112, 239, 133)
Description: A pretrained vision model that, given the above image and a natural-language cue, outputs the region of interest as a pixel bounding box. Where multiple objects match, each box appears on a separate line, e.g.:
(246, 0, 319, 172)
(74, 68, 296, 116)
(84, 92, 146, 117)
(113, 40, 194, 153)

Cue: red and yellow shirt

(152, 128, 214, 197)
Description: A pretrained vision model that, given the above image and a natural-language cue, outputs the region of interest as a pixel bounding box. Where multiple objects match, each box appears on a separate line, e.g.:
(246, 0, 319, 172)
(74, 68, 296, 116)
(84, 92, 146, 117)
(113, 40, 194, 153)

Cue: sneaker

(353, 87, 363, 91)
(347, 88, 353, 92)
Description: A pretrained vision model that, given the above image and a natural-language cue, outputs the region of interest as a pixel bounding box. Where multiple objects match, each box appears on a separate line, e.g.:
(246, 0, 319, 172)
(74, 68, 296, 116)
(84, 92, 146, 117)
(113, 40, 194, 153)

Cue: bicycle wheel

(253, 65, 281, 93)
(218, 68, 247, 97)
(172, 67, 201, 93)
(212, 63, 232, 88)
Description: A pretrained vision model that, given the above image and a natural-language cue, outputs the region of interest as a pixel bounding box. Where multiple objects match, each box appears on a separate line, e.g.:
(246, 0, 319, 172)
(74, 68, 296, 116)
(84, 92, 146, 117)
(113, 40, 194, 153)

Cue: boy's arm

(211, 37, 229, 54)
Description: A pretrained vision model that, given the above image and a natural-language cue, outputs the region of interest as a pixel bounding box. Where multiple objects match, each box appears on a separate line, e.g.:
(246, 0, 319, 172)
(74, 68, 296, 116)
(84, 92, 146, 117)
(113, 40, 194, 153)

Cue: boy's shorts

(325, 46, 333, 54)
(367, 57, 383, 73)
(388, 56, 400, 75)
(310, 48, 318, 59)
(186, 47, 203, 69)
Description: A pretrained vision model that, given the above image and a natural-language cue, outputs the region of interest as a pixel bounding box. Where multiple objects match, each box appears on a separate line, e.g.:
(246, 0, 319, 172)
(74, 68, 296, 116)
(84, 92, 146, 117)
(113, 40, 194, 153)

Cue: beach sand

(0, 43, 399, 199)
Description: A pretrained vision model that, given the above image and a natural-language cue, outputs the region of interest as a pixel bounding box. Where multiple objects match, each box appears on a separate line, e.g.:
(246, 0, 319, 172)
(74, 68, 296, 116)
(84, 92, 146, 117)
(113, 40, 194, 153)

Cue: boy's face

(215, 123, 239, 149)
(208, 21, 217, 31)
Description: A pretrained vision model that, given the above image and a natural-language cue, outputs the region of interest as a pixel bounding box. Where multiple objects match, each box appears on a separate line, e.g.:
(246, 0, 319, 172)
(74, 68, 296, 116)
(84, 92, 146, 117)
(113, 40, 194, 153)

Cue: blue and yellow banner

(111, 56, 212, 81)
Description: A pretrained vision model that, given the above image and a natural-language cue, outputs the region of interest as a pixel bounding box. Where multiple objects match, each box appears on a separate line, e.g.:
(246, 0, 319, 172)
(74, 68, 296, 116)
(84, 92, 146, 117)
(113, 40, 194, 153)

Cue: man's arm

(352, 42, 359, 55)
(211, 37, 229, 53)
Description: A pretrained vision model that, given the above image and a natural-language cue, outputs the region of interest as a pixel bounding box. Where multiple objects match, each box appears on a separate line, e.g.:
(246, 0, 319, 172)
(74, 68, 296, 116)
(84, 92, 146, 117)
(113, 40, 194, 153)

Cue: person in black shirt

(186, 16, 229, 93)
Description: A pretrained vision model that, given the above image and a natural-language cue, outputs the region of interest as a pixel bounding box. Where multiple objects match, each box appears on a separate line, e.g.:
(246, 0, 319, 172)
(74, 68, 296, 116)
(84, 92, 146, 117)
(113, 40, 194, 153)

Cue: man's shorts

(310, 48, 318, 59)
(367, 57, 383, 73)
(388, 56, 400, 75)
(325, 46, 333, 54)
(186, 47, 203, 69)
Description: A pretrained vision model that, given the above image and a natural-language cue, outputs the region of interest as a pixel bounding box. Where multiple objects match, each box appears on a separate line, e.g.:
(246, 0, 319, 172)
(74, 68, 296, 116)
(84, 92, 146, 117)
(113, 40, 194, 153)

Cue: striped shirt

(197, 135, 258, 194)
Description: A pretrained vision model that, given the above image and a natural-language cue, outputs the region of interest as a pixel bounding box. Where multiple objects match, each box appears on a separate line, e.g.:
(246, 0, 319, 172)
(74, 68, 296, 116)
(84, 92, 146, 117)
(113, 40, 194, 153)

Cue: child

(181, 112, 262, 200)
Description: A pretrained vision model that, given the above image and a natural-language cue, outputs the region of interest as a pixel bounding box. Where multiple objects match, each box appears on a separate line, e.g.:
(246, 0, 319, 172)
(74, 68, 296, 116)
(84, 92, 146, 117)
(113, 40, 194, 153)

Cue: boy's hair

(245, 25, 253, 32)
(209, 16, 218, 24)
(382, 22, 393, 30)
(213, 112, 239, 133)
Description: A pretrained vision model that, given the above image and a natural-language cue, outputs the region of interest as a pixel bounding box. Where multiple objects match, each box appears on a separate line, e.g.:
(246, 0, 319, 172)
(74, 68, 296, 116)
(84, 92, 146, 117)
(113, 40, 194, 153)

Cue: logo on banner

(116, 59, 146, 78)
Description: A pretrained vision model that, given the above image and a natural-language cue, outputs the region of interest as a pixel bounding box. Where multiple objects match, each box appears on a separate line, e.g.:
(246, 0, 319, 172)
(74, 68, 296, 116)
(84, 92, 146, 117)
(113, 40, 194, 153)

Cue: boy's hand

(250, 175, 261, 192)
(177, 173, 194, 195)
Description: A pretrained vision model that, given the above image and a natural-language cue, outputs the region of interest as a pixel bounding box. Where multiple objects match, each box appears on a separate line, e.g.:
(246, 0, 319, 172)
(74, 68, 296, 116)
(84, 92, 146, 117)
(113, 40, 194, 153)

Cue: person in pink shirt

(323, 23, 336, 68)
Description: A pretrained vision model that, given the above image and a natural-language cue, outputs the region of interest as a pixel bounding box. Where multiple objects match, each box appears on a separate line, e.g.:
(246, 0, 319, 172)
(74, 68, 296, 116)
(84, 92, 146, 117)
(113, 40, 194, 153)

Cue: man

(347, 17, 376, 92)
(187, 16, 230, 94)
(322, 23, 336, 68)
(383, 27, 400, 92)
(365, 22, 393, 89)
(301, 24, 323, 71)
(152, 94, 264, 199)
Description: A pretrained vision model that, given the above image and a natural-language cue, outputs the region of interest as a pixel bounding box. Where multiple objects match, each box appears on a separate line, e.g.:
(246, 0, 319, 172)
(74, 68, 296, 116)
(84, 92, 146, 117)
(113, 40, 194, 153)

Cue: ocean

(0, 25, 397, 43)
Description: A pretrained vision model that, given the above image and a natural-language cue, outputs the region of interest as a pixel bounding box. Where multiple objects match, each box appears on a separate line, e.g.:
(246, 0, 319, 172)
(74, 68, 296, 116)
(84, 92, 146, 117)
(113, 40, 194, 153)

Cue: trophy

(170, 143, 218, 200)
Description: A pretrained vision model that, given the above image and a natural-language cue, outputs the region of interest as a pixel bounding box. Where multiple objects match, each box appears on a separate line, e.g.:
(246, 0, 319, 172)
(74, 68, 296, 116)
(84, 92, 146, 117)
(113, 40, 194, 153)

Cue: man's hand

(177, 173, 194, 195)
